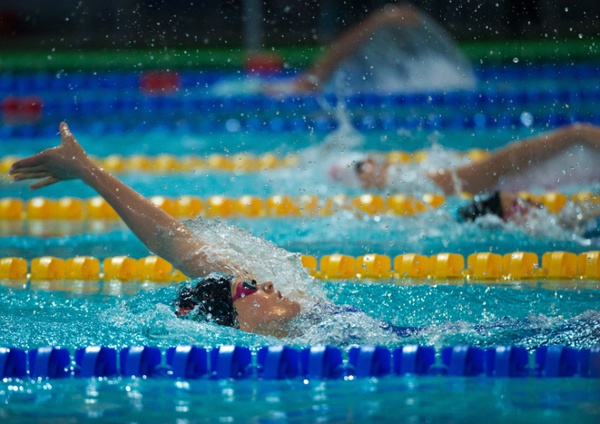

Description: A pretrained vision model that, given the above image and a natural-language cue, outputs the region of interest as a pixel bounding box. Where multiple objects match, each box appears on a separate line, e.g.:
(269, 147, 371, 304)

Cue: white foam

(183, 218, 324, 306)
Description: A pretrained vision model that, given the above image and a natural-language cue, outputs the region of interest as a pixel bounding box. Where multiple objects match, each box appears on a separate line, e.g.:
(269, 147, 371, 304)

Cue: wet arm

(10, 123, 248, 279)
(301, 5, 422, 89)
(429, 123, 600, 195)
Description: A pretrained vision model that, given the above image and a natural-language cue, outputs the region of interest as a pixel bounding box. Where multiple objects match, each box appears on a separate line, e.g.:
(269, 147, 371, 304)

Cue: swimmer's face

(354, 157, 386, 189)
(232, 280, 301, 335)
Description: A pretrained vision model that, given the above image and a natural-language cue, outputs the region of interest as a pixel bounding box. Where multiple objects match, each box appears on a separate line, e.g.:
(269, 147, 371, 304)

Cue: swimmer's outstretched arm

(9, 122, 250, 280)
(291, 4, 422, 92)
(428, 123, 600, 194)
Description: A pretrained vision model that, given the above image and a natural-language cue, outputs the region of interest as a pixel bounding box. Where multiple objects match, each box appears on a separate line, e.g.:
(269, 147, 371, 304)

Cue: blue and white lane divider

(1, 345, 598, 380)
(1, 63, 598, 92)
(2, 111, 600, 140)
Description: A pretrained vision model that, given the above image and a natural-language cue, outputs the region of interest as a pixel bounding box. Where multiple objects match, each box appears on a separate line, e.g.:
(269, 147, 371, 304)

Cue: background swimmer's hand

(371, 4, 422, 26)
(262, 74, 319, 96)
(9, 122, 92, 190)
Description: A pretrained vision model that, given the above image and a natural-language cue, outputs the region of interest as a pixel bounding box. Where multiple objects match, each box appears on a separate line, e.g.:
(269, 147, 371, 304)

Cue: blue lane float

(485, 345, 529, 377)
(14, 89, 600, 123)
(441, 345, 486, 376)
(348, 345, 391, 378)
(0, 347, 27, 378)
(28, 346, 71, 379)
(1, 345, 598, 380)
(393, 345, 436, 375)
(3, 67, 600, 139)
(166, 345, 207, 379)
(74, 346, 118, 378)
(257, 346, 300, 380)
(535, 345, 580, 378)
(2, 111, 599, 140)
(210, 345, 253, 379)
(300, 345, 345, 379)
(3, 63, 600, 94)
(119, 346, 162, 378)
(580, 346, 600, 378)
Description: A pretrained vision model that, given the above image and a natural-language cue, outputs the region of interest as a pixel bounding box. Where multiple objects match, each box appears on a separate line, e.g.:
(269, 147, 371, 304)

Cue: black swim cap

(174, 274, 238, 327)
(457, 191, 504, 222)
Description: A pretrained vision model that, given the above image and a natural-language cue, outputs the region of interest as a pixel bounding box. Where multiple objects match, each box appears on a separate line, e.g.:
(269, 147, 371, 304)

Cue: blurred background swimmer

(265, 3, 476, 95)
(329, 123, 600, 195)
(329, 122, 600, 235)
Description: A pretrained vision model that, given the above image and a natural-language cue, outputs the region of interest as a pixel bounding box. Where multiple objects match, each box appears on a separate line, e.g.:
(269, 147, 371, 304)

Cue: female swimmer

(9, 122, 301, 337)
(9, 123, 598, 343)
(331, 123, 600, 195)
(9, 123, 438, 340)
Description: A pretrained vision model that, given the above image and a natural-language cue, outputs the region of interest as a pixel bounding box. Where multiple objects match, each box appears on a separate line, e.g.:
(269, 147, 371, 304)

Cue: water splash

(329, 14, 476, 94)
(183, 218, 323, 304)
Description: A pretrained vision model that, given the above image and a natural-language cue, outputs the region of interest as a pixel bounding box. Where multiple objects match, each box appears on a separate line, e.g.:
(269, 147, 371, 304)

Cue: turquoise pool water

(1, 376, 598, 423)
(1, 67, 600, 422)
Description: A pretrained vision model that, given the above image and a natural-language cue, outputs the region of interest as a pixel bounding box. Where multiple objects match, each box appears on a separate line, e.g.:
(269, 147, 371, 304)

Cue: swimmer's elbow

(428, 170, 455, 195)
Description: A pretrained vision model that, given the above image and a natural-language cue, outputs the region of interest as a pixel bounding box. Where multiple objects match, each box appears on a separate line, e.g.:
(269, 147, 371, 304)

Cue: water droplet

(520, 112, 534, 127)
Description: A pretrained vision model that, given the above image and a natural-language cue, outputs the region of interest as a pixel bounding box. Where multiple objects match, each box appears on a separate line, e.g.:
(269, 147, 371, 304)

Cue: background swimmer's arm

(428, 123, 600, 195)
(9, 122, 250, 279)
(296, 5, 422, 91)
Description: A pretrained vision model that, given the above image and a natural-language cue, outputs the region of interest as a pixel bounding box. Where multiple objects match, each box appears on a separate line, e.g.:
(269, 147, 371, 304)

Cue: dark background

(0, 0, 598, 51)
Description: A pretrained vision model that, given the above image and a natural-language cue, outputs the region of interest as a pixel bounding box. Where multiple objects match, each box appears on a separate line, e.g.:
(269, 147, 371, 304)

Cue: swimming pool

(1, 65, 600, 422)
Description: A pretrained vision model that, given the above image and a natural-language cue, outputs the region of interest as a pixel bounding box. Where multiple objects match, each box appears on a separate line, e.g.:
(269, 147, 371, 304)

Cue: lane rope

(1, 251, 599, 283)
(1, 344, 597, 379)
(1, 191, 598, 221)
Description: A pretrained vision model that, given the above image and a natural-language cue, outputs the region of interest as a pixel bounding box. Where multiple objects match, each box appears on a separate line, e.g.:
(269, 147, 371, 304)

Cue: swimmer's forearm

(306, 6, 421, 84)
(80, 163, 178, 236)
(78, 164, 210, 276)
(79, 164, 251, 279)
(80, 164, 186, 255)
(431, 123, 600, 195)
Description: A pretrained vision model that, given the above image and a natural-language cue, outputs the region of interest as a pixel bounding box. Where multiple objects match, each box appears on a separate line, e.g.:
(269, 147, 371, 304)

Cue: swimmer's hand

(375, 4, 422, 26)
(262, 74, 320, 96)
(9, 122, 93, 190)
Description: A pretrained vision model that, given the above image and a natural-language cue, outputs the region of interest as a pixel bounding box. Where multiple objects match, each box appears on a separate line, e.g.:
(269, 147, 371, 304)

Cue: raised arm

(429, 123, 600, 195)
(9, 122, 250, 280)
(287, 4, 422, 92)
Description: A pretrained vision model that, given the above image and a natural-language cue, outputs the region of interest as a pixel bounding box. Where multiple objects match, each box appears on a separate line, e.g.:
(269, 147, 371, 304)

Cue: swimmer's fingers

(11, 122, 81, 172)
(10, 152, 68, 188)
(29, 177, 60, 190)
(10, 167, 58, 190)
(59, 121, 76, 145)
(9, 152, 52, 173)
(12, 170, 52, 182)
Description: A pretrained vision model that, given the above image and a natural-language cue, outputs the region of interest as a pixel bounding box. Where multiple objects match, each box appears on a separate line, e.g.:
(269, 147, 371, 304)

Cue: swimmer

(9, 123, 599, 343)
(330, 123, 600, 196)
(9, 122, 301, 337)
(266, 3, 474, 94)
(7, 122, 434, 340)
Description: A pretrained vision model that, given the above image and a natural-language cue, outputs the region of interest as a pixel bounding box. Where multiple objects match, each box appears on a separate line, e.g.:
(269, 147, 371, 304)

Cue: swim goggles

(354, 160, 369, 176)
(232, 280, 258, 302)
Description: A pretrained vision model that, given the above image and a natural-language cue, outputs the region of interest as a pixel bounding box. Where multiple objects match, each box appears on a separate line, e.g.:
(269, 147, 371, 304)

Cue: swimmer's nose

(258, 281, 274, 293)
